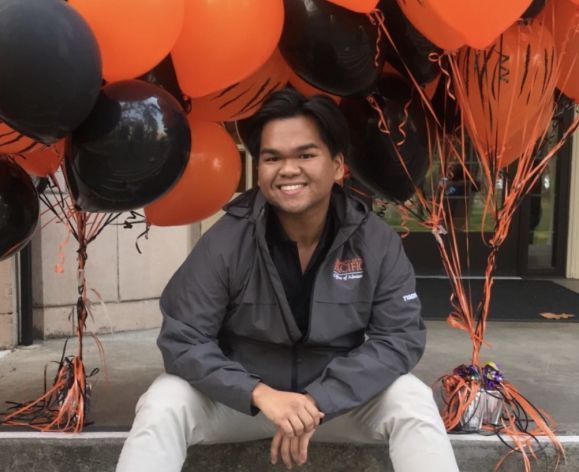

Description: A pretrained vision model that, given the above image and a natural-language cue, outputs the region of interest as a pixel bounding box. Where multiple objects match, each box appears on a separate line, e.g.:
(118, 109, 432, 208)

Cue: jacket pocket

(224, 301, 290, 345)
(308, 300, 372, 344)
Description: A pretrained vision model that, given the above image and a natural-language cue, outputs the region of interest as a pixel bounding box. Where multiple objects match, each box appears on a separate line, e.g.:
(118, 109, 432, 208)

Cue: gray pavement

(1, 320, 577, 433)
(1, 321, 578, 471)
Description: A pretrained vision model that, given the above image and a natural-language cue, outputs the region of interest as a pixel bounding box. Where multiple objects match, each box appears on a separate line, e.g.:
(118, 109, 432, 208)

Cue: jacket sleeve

(304, 232, 426, 421)
(157, 234, 262, 416)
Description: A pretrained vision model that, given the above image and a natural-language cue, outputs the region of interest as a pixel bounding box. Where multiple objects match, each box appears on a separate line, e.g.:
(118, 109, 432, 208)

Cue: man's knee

(373, 374, 436, 419)
(135, 373, 211, 424)
(363, 374, 441, 439)
(386, 374, 433, 404)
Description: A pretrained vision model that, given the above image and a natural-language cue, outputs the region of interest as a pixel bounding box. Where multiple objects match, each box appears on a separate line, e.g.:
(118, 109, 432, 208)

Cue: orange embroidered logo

(333, 257, 364, 281)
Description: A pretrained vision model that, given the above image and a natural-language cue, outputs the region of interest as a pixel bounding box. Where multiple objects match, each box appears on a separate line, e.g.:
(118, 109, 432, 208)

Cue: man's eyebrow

(296, 143, 320, 152)
(260, 143, 321, 156)
(259, 148, 280, 156)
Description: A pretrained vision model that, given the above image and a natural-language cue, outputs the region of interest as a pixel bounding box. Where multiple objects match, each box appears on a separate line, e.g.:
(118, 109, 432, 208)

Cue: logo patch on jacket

(333, 257, 364, 280)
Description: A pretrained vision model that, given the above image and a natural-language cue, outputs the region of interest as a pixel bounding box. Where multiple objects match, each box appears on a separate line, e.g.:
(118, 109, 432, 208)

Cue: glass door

(373, 154, 519, 277)
(517, 106, 574, 276)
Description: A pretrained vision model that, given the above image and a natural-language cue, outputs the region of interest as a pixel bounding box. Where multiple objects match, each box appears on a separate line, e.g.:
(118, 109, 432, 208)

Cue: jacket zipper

(294, 245, 338, 391)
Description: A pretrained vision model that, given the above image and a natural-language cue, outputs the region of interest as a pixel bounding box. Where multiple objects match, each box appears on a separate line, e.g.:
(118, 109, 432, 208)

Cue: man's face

(257, 115, 344, 218)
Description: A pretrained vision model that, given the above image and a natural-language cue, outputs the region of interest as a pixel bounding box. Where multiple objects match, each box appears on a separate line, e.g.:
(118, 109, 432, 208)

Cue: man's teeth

(280, 184, 305, 191)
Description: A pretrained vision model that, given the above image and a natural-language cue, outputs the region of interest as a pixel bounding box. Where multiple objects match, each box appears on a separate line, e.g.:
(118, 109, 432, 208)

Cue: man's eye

(263, 156, 279, 163)
(300, 154, 314, 159)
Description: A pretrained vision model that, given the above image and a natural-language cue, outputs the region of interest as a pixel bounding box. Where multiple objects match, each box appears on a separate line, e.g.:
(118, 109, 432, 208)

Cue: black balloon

(0, 160, 39, 261)
(430, 68, 461, 134)
(340, 77, 430, 202)
(66, 81, 191, 212)
(377, 0, 441, 85)
(280, 0, 385, 97)
(138, 55, 190, 112)
(0, 0, 102, 144)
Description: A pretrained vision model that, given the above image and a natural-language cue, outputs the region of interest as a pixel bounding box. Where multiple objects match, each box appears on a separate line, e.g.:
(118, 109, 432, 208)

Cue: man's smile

(277, 183, 307, 195)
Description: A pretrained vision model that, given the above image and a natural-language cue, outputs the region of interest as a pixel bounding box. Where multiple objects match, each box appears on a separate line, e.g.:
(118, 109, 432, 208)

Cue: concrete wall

(30, 217, 199, 339)
(567, 119, 579, 279)
(0, 258, 17, 349)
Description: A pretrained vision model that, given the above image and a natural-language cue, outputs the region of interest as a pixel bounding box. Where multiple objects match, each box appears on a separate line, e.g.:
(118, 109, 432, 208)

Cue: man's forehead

(260, 116, 325, 151)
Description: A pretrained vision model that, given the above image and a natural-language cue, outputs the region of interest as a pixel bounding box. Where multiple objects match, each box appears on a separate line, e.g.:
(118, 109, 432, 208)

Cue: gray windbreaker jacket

(157, 186, 426, 421)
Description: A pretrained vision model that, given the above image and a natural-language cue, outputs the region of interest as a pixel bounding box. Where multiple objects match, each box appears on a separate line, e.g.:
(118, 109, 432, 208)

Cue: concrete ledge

(1, 433, 578, 472)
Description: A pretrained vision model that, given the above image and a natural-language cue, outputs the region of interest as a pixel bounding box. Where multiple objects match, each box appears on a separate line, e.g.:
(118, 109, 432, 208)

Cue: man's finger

(281, 435, 293, 469)
(271, 431, 282, 465)
(280, 419, 294, 437)
(288, 415, 305, 436)
(303, 402, 323, 428)
(298, 431, 313, 465)
(290, 435, 301, 464)
(296, 407, 315, 432)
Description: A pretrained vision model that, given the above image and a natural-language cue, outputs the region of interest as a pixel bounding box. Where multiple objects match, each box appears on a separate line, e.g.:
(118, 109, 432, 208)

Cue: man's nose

(279, 157, 301, 175)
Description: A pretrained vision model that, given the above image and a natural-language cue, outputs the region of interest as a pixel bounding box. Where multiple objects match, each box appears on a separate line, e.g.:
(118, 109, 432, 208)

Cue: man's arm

(304, 233, 426, 421)
(157, 235, 262, 415)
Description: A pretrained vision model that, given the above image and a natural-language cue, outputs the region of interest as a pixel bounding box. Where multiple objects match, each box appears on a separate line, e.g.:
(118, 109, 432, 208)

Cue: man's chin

(271, 201, 309, 216)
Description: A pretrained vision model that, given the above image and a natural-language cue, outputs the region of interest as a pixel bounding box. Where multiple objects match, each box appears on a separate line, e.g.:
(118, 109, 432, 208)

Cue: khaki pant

(116, 373, 459, 472)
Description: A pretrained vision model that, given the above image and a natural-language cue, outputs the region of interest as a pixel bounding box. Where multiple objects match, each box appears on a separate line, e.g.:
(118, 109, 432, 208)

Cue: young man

(117, 89, 459, 471)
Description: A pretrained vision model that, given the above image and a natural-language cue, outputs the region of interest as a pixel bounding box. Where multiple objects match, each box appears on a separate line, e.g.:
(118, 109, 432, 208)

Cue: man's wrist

(304, 392, 318, 407)
(251, 382, 271, 407)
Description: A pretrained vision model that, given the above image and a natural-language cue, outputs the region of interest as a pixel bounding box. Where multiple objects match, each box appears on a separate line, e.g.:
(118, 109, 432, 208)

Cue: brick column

(0, 257, 17, 349)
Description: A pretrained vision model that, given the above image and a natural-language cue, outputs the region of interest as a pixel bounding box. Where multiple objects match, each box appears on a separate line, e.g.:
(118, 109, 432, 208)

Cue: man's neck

(275, 202, 330, 248)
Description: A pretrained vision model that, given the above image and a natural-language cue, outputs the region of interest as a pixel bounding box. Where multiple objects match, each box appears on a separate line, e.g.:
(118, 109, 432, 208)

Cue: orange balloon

(288, 68, 342, 104)
(541, 0, 579, 102)
(396, 0, 465, 51)
(172, 0, 284, 98)
(0, 122, 42, 154)
(326, 0, 379, 14)
(13, 141, 64, 177)
(69, 0, 184, 81)
(498, 101, 554, 168)
(428, 0, 531, 49)
(145, 121, 241, 226)
(455, 21, 557, 158)
(187, 50, 291, 122)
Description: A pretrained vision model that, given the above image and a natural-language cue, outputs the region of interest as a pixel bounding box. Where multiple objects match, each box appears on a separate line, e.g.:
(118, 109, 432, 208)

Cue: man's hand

(271, 427, 315, 469)
(251, 383, 324, 437)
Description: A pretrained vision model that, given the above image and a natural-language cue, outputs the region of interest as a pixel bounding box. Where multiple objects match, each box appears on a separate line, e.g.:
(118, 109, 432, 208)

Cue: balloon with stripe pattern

(453, 19, 557, 166)
(187, 50, 291, 122)
(0, 121, 42, 155)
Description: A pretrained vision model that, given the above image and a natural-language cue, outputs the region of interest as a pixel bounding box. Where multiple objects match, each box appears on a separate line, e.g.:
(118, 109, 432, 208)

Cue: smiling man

(116, 88, 459, 471)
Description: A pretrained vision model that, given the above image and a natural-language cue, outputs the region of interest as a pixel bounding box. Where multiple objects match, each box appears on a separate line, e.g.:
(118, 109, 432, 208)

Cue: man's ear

(334, 152, 345, 181)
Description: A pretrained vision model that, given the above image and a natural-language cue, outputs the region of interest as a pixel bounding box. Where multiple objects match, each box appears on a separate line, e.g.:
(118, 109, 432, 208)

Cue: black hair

(243, 87, 350, 160)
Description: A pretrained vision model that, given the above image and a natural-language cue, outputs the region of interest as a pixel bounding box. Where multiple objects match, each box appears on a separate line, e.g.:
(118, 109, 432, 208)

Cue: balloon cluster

(453, 362, 504, 391)
(453, 364, 481, 381)
(1, 0, 578, 261)
(482, 362, 504, 391)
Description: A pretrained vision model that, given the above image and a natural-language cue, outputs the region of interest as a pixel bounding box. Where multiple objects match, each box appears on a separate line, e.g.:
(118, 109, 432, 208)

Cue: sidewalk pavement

(1, 320, 578, 471)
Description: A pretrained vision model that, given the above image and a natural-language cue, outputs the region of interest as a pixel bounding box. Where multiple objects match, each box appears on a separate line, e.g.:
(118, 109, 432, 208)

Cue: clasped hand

(252, 383, 324, 469)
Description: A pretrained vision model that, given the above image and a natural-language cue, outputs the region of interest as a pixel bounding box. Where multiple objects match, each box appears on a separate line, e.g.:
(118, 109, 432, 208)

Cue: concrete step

(1, 432, 578, 472)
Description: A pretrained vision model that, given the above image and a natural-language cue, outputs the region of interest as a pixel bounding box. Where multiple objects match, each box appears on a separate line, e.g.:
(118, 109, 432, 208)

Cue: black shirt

(265, 204, 338, 337)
